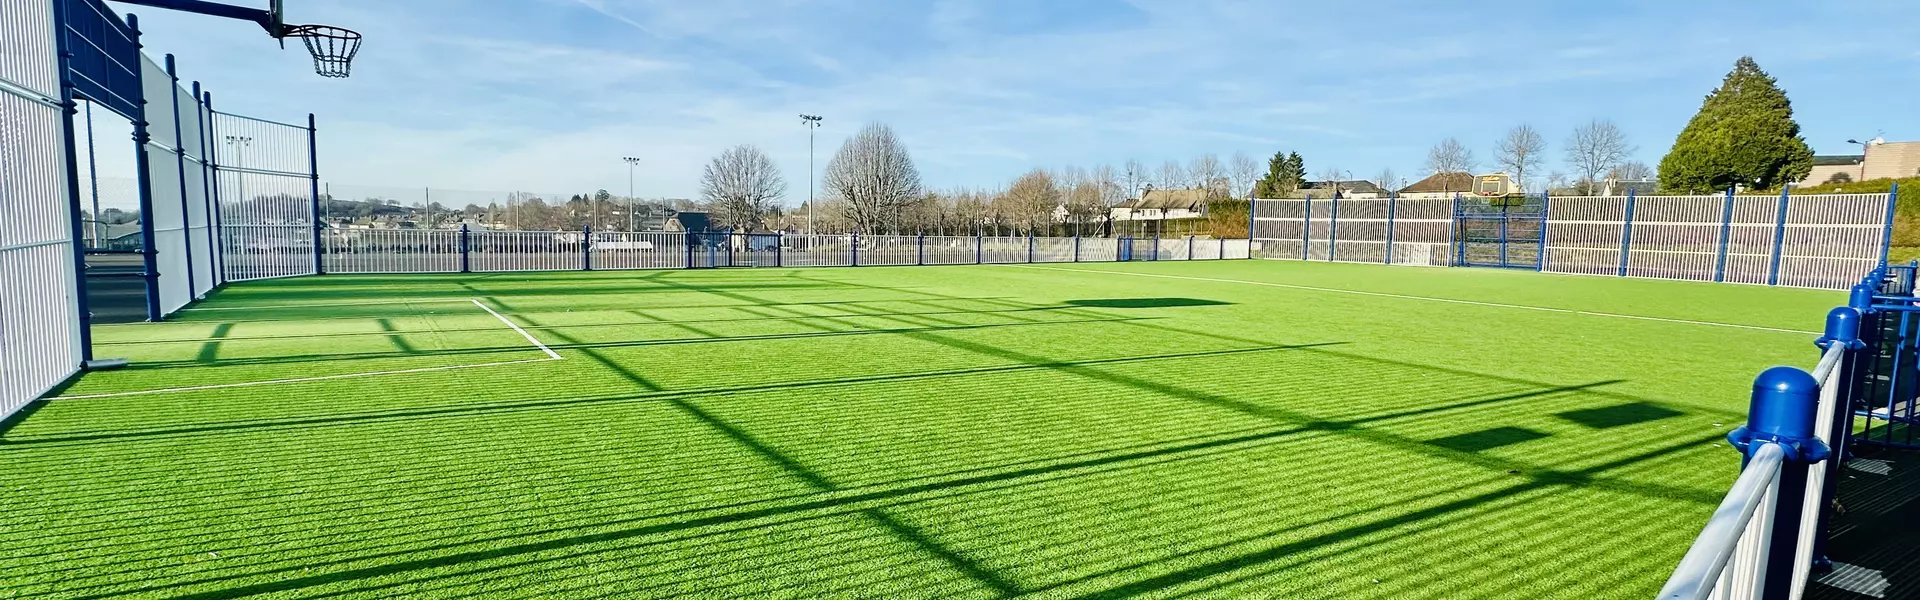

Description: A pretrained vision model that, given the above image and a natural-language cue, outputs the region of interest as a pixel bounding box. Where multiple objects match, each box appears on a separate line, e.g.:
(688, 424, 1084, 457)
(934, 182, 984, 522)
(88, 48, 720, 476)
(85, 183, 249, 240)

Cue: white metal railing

(1658, 344, 1846, 600)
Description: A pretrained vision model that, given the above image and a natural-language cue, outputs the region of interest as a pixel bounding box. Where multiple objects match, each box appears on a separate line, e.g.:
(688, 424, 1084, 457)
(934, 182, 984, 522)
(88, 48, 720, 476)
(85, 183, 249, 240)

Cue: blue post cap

(1851, 283, 1876, 310)
(1728, 366, 1830, 463)
(1817, 307, 1865, 350)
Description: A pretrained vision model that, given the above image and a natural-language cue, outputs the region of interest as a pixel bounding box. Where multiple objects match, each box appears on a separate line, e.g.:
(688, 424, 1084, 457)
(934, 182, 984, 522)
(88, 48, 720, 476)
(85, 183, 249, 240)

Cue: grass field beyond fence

(0, 260, 1844, 599)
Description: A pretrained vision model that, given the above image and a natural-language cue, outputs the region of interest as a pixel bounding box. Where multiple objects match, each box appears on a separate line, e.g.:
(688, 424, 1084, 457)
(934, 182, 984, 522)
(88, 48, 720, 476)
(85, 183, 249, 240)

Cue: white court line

(470, 299, 563, 360)
(58, 299, 563, 400)
(180, 298, 472, 311)
(1011, 265, 1821, 335)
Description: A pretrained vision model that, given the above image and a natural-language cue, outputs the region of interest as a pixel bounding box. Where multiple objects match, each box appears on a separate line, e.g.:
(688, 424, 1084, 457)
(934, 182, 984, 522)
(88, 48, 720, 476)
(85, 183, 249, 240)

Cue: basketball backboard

(112, 0, 357, 77)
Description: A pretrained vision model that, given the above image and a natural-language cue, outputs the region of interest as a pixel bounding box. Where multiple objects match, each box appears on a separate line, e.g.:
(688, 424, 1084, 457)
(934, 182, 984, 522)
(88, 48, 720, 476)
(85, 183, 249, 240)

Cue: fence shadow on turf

(2, 269, 1753, 599)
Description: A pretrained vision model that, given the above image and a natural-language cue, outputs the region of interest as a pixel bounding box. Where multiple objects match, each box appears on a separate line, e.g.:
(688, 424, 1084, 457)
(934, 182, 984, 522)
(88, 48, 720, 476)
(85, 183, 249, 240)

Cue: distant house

(1796, 141, 1920, 186)
(664, 211, 712, 233)
(1294, 180, 1385, 199)
(1111, 188, 1211, 222)
(1801, 155, 1866, 186)
(1396, 172, 1477, 199)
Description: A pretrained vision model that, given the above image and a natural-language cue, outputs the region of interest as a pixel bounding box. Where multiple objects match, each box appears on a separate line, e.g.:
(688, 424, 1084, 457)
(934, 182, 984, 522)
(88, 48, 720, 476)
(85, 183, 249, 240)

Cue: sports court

(1, 260, 1840, 598)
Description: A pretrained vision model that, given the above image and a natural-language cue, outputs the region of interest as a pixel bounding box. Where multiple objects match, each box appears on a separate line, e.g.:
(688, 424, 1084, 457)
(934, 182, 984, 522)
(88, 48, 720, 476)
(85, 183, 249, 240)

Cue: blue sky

(112, 0, 1918, 200)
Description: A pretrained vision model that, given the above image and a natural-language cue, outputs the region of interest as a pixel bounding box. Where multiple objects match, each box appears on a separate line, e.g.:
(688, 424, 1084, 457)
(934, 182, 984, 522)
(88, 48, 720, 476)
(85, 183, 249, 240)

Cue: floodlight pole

(1847, 139, 1872, 181)
(84, 102, 103, 246)
(801, 114, 823, 234)
(623, 156, 641, 231)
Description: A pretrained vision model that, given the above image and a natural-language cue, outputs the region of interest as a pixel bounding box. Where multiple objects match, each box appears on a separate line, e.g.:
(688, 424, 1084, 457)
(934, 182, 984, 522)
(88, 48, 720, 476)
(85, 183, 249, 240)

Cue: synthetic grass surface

(1, 260, 1845, 599)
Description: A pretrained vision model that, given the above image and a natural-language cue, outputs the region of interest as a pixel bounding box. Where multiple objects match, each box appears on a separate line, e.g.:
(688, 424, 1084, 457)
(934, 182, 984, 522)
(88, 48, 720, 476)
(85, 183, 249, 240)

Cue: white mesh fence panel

(1778, 194, 1888, 290)
(0, 0, 81, 418)
(324, 229, 460, 273)
(1545, 196, 1627, 276)
(469, 230, 580, 272)
(1623, 195, 1723, 282)
(593, 231, 688, 270)
(214, 111, 315, 281)
(921, 235, 978, 265)
(141, 55, 192, 313)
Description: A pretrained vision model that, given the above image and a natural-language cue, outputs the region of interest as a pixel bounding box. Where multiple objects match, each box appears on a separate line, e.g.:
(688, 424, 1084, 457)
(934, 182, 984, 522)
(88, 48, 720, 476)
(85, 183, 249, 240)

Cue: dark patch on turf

(1555, 402, 1684, 429)
(1426, 426, 1550, 453)
(1065, 298, 1230, 309)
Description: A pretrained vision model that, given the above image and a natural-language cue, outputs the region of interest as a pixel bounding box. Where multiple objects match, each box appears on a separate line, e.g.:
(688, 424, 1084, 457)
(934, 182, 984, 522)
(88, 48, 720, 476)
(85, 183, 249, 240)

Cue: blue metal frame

(54, 0, 104, 359)
(1727, 367, 1830, 599)
(850, 233, 860, 266)
(581, 226, 592, 270)
(1453, 194, 1546, 270)
(1767, 187, 1791, 285)
(1383, 192, 1397, 265)
(1713, 188, 1735, 282)
(307, 113, 323, 274)
(165, 55, 197, 297)
(1616, 189, 1636, 277)
(110, 0, 279, 33)
(458, 225, 471, 272)
(1301, 195, 1311, 260)
(1327, 193, 1339, 262)
(202, 90, 226, 285)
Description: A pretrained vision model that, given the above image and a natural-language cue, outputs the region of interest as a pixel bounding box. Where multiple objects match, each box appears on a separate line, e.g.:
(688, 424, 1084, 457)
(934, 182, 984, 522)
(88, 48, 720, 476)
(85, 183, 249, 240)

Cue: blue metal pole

(975, 231, 982, 264)
(1536, 194, 1550, 272)
(1728, 367, 1830, 600)
(1768, 187, 1791, 285)
(1246, 198, 1257, 246)
(165, 55, 197, 298)
(776, 232, 784, 267)
(1384, 191, 1397, 265)
(916, 233, 923, 265)
(1302, 195, 1311, 260)
(851, 233, 860, 266)
(1811, 304, 1866, 572)
(1073, 234, 1080, 262)
(54, 3, 96, 359)
(1187, 235, 1194, 261)
(1499, 202, 1510, 267)
(1451, 194, 1464, 267)
(1616, 189, 1637, 277)
(582, 225, 592, 270)
(307, 113, 322, 275)
(1027, 232, 1034, 263)
(1713, 188, 1735, 282)
(459, 224, 471, 272)
(1328, 193, 1339, 262)
(1152, 233, 1160, 261)
(1879, 183, 1900, 266)
(202, 91, 226, 285)
(191, 82, 218, 288)
(125, 16, 163, 320)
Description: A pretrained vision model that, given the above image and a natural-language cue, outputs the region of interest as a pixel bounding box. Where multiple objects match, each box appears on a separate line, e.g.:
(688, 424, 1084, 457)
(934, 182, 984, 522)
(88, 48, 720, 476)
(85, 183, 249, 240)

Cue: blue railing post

(1536, 194, 1551, 272)
(1451, 194, 1464, 267)
(1768, 187, 1791, 285)
(1727, 366, 1831, 600)
(916, 233, 924, 265)
(581, 225, 592, 270)
(1301, 195, 1312, 260)
(1151, 234, 1160, 261)
(459, 224, 471, 273)
(126, 14, 164, 321)
(1812, 304, 1867, 573)
(1187, 235, 1194, 261)
(1879, 183, 1899, 266)
(1117, 237, 1127, 262)
(851, 233, 860, 266)
(1027, 233, 1034, 263)
(1073, 234, 1080, 262)
(308, 114, 323, 275)
(1713, 188, 1736, 282)
(1498, 202, 1510, 267)
(776, 232, 784, 267)
(54, 1, 97, 356)
(1384, 191, 1397, 265)
(1246, 198, 1257, 246)
(1328, 194, 1340, 262)
(975, 231, 983, 264)
(165, 55, 198, 297)
(1617, 189, 1636, 277)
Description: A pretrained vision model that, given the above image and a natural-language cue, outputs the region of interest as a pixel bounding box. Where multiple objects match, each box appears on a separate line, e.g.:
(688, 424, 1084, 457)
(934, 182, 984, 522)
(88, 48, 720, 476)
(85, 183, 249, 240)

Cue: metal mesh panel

(593, 231, 688, 270)
(1305, 199, 1332, 261)
(1080, 237, 1118, 262)
(1545, 196, 1627, 276)
(1250, 198, 1304, 259)
(1157, 236, 1190, 261)
(214, 111, 313, 281)
(0, 0, 79, 418)
(1032, 237, 1076, 262)
(141, 55, 192, 313)
(1392, 198, 1452, 266)
(1778, 193, 1888, 290)
(981, 236, 1027, 264)
(1623, 195, 1722, 282)
(921, 235, 978, 265)
(856, 235, 918, 266)
(785, 234, 852, 267)
(1330, 198, 1390, 264)
(323, 229, 459, 273)
(1723, 196, 1780, 286)
(469, 230, 581, 272)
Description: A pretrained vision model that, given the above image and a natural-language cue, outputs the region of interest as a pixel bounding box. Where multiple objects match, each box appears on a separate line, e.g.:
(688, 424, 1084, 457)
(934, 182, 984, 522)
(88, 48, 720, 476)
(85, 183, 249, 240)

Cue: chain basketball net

(285, 24, 362, 78)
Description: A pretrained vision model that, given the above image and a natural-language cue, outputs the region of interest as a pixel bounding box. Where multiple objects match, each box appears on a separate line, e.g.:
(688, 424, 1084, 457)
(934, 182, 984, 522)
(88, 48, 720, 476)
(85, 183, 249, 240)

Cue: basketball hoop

(283, 24, 361, 78)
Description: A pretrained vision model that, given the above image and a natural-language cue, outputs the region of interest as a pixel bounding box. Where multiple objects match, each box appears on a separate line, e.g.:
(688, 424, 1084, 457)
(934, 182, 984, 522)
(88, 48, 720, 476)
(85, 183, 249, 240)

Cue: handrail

(1657, 442, 1787, 600)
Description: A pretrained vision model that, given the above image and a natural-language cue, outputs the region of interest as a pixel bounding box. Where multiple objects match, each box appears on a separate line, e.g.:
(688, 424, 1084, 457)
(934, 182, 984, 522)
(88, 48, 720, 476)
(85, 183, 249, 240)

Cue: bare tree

(1608, 160, 1654, 182)
(1426, 138, 1477, 175)
(823, 123, 922, 234)
(700, 144, 786, 231)
(1123, 159, 1146, 199)
(1230, 152, 1260, 199)
(1189, 154, 1225, 193)
(1157, 160, 1186, 191)
(1565, 119, 1633, 195)
(1004, 169, 1062, 235)
(1375, 168, 1399, 195)
(1494, 124, 1546, 191)
(1546, 171, 1569, 193)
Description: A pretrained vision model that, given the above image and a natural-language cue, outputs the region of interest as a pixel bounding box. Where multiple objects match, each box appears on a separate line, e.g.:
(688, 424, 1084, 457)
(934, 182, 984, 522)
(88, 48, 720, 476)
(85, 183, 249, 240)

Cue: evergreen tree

(1285, 152, 1307, 188)
(1658, 57, 1814, 192)
(1253, 151, 1309, 198)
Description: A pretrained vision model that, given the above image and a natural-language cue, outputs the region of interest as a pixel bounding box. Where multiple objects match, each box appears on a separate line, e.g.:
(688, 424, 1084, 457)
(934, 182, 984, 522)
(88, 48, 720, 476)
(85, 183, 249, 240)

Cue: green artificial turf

(0, 260, 1847, 599)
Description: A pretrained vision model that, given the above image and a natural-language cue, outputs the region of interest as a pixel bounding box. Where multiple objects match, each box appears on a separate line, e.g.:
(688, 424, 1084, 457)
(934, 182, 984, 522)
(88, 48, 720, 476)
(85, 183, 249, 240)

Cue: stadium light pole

(623, 156, 641, 231)
(1847, 138, 1876, 182)
(801, 114, 823, 234)
(225, 135, 254, 206)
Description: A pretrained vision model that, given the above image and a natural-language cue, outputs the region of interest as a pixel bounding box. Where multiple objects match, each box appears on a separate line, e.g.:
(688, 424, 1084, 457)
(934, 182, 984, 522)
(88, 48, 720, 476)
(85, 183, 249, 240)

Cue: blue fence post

(1768, 187, 1791, 285)
(1384, 191, 1397, 265)
(1451, 194, 1464, 267)
(1152, 234, 1160, 261)
(1073, 234, 1080, 262)
(1328, 193, 1340, 262)
(1536, 194, 1551, 272)
(1727, 366, 1831, 600)
(459, 224, 470, 273)
(1187, 235, 1194, 261)
(1615, 189, 1637, 277)
(776, 232, 784, 267)
(307, 113, 323, 275)
(164, 55, 197, 297)
(1879, 183, 1900, 266)
(1713, 188, 1736, 282)
(127, 14, 163, 320)
(1246, 198, 1257, 247)
(1302, 195, 1312, 261)
(1117, 237, 1127, 262)
(975, 231, 983, 264)
(1499, 202, 1510, 267)
(1027, 233, 1034, 263)
(851, 233, 860, 266)
(54, 2, 97, 356)
(916, 233, 924, 265)
(581, 225, 592, 270)
(1811, 304, 1867, 573)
